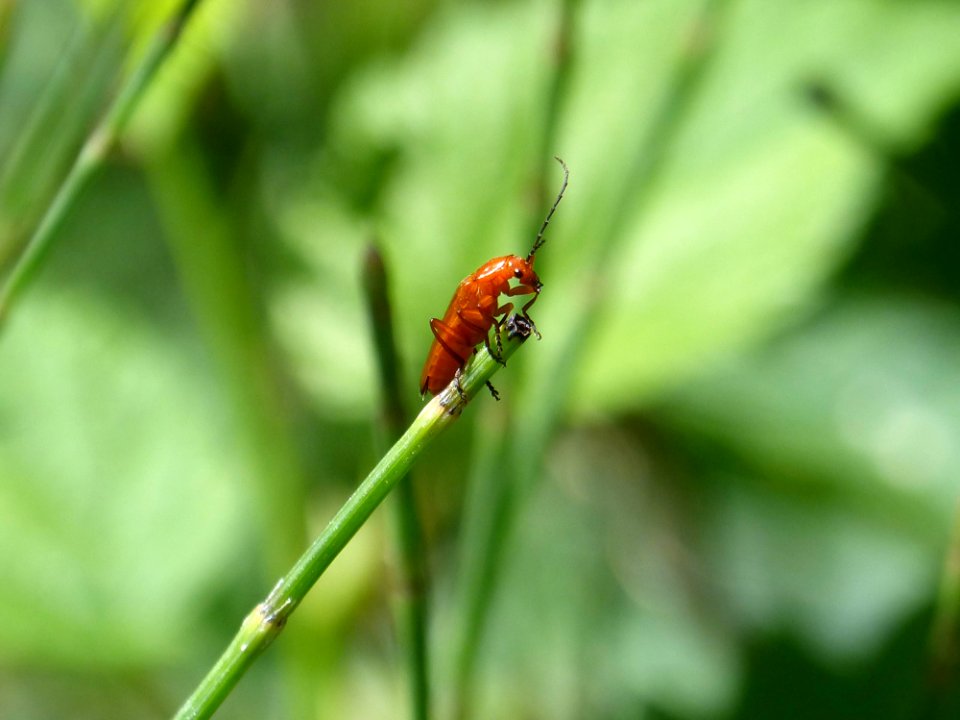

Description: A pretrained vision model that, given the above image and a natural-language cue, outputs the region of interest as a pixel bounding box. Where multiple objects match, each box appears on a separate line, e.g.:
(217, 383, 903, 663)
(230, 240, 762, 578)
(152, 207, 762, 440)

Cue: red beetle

(419, 158, 569, 398)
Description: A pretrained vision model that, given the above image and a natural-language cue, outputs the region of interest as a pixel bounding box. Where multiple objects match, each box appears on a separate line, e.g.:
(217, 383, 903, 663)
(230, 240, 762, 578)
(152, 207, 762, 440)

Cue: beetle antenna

(527, 156, 569, 263)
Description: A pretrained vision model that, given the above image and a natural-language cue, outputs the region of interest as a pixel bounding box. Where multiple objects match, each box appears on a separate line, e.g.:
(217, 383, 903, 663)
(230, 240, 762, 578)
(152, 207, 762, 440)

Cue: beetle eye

(514, 268, 523, 278)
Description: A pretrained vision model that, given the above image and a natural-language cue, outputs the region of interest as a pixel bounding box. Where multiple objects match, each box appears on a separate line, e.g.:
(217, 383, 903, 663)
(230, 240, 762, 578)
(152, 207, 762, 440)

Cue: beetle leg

(503, 284, 536, 298)
(450, 360, 500, 403)
(520, 292, 542, 339)
(493, 301, 515, 320)
(451, 371, 500, 403)
(484, 327, 506, 367)
(488, 302, 516, 365)
(453, 367, 467, 403)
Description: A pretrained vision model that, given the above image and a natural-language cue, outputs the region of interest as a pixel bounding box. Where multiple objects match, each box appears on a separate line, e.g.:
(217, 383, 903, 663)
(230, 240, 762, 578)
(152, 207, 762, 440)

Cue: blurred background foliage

(2, 0, 960, 717)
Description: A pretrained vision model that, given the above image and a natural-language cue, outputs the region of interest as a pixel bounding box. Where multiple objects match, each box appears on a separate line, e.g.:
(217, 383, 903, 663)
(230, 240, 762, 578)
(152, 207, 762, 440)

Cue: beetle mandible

(419, 157, 569, 399)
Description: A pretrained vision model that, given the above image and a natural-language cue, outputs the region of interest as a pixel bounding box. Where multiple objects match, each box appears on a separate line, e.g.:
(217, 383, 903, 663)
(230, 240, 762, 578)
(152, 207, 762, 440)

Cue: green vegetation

(2, 0, 960, 718)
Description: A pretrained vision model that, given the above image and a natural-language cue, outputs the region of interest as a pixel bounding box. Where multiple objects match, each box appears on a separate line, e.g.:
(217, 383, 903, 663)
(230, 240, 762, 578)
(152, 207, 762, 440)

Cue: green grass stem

(0, 0, 204, 325)
(0, 15, 122, 266)
(172, 314, 535, 720)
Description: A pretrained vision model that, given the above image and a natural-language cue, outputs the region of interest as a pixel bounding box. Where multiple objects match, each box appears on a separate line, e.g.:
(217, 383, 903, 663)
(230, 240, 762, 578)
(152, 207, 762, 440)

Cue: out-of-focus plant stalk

(929, 498, 960, 694)
(452, 1, 579, 715)
(0, 0, 204, 325)
(362, 243, 431, 720)
(173, 316, 534, 720)
(146, 136, 317, 715)
(531, 0, 578, 230)
(0, 19, 107, 267)
(452, 1, 731, 717)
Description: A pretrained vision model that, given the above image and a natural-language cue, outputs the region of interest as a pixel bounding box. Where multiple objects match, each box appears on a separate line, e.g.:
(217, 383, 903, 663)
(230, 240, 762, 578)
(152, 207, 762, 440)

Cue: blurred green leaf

(449, 424, 740, 719)
(0, 290, 247, 665)
(660, 295, 960, 525)
(270, 198, 377, 418)
(703, 477, 935, 662)
(658, 295, 960, 657)
(560, 0, 960, 413)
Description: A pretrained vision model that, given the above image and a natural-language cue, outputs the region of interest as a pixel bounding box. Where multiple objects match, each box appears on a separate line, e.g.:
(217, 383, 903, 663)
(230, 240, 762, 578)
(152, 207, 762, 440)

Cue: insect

(419, 157, 569, 400)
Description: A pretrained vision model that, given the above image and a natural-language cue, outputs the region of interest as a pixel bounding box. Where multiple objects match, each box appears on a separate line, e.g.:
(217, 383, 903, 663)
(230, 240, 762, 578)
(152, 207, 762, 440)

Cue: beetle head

(506, 255, 542, 291)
